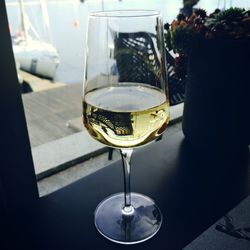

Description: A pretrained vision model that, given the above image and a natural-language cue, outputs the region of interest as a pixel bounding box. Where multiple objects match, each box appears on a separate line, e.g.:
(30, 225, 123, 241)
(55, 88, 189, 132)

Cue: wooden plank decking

(22, 83, 83, 147)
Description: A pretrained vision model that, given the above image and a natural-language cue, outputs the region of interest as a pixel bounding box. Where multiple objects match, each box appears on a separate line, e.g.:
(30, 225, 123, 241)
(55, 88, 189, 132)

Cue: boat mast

(101, 0, 104, 11)
(19, 0, 28, 41)
(40, 0, 53, 43)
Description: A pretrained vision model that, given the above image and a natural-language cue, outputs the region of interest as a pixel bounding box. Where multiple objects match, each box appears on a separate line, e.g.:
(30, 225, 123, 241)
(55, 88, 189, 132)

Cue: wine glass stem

(120, 149, 134, 215)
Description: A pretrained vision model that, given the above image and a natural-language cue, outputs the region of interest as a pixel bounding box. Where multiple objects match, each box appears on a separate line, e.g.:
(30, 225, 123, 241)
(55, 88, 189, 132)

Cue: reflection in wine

(83, 84, 170, 148)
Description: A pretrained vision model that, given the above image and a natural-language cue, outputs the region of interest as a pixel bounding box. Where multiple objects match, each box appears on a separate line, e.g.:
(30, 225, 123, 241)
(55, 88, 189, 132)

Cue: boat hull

(13, 41, 59, 79)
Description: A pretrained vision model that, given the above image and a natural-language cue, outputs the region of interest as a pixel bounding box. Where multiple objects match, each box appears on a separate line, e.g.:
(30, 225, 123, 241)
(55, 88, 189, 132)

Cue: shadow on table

(159, 139, 250, 249)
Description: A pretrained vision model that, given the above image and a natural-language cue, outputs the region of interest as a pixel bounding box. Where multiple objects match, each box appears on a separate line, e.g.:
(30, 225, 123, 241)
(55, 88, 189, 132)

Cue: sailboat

(12, 0, 59, 79)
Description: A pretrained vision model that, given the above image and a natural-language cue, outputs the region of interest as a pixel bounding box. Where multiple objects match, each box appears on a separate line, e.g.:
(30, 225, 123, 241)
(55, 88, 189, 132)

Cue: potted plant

(165, 7, 250, 149)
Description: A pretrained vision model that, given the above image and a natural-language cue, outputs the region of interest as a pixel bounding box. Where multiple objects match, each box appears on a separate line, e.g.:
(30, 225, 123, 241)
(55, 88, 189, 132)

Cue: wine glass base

(94, 192, 162, 245)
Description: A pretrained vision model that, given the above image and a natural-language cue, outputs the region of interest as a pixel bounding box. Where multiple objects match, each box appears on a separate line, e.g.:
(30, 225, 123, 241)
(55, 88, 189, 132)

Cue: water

(5, 0, 250, 84)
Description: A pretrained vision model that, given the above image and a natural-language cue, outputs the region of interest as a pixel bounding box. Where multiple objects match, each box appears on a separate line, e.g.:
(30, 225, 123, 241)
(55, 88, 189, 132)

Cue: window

(7, 0, 249, 196)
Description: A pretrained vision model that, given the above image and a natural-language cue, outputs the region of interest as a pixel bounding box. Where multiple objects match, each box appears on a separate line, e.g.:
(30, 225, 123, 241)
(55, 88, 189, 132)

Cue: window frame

(0, 1, 39, 213)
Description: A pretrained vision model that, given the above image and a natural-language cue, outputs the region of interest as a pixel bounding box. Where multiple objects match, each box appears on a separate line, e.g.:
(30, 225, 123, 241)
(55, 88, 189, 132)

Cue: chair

(114, 31, 186, 106)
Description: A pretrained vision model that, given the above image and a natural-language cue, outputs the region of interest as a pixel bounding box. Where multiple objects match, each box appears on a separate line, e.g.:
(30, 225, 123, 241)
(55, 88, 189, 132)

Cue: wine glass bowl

(83, 10, 169, 244)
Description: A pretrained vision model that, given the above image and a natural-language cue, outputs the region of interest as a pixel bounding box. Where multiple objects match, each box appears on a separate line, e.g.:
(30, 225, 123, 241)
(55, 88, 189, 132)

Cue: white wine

(83, 85, 170, 148)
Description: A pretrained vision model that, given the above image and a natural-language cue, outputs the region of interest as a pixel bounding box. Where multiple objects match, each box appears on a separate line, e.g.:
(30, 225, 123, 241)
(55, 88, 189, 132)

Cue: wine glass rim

(89, 10, 160, 18)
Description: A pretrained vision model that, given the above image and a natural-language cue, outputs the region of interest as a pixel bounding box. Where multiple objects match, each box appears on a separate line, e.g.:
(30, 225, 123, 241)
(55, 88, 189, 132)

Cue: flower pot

(182, 38, 250, 149)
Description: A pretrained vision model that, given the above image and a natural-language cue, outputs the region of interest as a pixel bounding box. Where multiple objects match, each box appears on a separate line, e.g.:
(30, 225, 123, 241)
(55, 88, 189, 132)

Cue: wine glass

(82, 10, 170, 244)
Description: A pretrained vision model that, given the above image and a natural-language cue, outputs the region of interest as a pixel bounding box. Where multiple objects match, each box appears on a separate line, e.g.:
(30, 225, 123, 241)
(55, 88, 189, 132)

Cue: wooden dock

(22, 82, 83, 147)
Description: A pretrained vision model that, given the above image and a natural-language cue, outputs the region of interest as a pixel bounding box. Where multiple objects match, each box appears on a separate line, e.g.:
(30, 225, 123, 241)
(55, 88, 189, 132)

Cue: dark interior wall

(0, 1, 38, 214)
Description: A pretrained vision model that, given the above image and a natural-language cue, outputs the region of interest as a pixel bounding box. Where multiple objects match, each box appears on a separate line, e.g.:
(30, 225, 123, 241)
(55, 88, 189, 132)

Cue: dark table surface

(5, 131, 250, 250)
